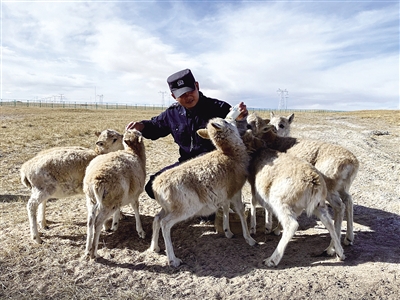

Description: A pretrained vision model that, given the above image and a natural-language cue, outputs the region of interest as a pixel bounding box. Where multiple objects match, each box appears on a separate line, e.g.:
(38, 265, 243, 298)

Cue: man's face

(173, 82, 200, 109)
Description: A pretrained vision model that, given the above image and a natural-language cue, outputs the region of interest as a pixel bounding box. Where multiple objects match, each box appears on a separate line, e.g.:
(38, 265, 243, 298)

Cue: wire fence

(0, 99, 335, 113)
(0, 99, 166, 111)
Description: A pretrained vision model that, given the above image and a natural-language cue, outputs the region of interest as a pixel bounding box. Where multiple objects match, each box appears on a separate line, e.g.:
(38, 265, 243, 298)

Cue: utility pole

(277, 89, 289, 110)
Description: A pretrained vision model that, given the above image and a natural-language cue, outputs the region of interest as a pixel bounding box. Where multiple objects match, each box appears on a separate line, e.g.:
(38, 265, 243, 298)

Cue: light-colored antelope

(249, 111, 294, 233)
(243, 130, 345, 267)
(247, 113, 359, 251)
(242, 129, 345, 266)
(84, 129, 146, 259)
(21, 129, 124, 244)
(150, 117, 256, 267)
(269, 112, 294, 137)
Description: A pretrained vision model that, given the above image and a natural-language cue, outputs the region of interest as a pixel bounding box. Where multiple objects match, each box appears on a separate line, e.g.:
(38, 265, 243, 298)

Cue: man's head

(167, 69, 200, 109)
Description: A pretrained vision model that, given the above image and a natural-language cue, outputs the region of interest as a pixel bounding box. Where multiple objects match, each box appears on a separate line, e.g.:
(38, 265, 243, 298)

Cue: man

(126, 69, 248, 220)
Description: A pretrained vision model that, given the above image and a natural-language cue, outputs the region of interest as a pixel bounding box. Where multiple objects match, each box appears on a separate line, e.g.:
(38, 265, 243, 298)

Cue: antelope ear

(288, 113, 294, 124)
(247, 113, 257, 123)
(197, 129, 210, 139)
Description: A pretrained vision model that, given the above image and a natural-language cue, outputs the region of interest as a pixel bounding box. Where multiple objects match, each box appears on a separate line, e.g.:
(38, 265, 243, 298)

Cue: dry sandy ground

(0, 108, 399, 299)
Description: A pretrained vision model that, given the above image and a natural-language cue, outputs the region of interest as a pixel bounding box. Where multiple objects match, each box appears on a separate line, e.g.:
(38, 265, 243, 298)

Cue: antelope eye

(279, 124, 285, 129)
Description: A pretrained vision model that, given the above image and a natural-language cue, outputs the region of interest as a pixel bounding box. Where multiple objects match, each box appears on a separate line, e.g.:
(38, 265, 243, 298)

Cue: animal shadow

(0, 194, 29, 203)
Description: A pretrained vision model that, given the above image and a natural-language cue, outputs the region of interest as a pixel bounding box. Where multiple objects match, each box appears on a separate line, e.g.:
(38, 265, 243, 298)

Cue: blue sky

(1, 0, 399, 110)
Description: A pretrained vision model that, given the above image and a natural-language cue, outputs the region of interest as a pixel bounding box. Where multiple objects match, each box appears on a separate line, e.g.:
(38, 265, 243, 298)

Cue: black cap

(167, 69, 196, 98)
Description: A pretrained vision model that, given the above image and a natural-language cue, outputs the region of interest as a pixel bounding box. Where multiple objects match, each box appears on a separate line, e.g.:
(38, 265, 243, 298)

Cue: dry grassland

(0, 106, 399, 299)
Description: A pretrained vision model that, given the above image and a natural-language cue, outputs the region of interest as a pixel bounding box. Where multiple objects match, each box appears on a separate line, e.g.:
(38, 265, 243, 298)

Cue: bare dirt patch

(0, 107, 399, 299)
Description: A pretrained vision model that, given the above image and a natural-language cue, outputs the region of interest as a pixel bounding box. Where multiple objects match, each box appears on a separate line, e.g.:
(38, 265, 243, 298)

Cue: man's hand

(125, 121, 144, 131)
(237, 102, 248, 121)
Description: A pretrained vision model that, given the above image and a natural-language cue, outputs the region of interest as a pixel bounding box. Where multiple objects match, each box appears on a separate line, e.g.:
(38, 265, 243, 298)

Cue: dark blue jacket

(141, 92, 231, 162)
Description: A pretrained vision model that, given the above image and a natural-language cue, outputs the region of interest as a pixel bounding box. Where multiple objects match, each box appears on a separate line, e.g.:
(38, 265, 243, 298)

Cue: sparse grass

(0, 106, 166, 193)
